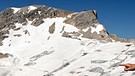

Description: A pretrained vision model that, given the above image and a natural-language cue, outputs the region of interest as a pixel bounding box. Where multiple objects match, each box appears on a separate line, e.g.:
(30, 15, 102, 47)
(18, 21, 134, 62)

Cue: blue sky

(0, 0, 135, 39)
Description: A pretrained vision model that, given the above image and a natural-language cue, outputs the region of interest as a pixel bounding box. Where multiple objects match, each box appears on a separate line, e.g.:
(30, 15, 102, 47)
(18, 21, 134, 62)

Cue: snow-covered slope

(0, 5, 135, 76)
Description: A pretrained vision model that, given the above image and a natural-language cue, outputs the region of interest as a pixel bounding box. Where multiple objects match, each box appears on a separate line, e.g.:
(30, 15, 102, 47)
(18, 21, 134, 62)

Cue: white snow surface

(11, 7, 21, 13)
(28, 6, 37, 12)
(0, 17, 135, 76)
(91, 24, 104, 34)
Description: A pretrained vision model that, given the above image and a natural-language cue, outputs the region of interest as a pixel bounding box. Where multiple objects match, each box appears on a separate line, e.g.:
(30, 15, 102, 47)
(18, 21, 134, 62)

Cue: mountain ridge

(0, 5, 133, 46)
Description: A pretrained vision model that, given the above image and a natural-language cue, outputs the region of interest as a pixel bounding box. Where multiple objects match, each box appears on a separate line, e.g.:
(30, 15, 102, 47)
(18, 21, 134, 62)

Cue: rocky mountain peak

(0, 5, 131, 46)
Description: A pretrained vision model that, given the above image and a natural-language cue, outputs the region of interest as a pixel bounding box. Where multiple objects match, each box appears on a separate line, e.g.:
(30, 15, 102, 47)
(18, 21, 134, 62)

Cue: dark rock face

(49, 22, 55, 34)
(24, 5, 73, 21)
(64, 10, 98, 29)
(0, 5, 73, 28)
(31, 18, 44, 26)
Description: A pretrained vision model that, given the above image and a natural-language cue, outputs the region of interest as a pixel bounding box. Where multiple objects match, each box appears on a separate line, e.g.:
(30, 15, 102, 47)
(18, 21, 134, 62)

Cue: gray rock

(89, 67, 104, 73)
(125, 50, 135, 57)
(31, 18, 44, 26)
(125, 50, 135, 55)
(91, 60, 108, 64)
(24, 61, 36, 66)
(64, 10, 98, 29)
(49, 22, 55, 34)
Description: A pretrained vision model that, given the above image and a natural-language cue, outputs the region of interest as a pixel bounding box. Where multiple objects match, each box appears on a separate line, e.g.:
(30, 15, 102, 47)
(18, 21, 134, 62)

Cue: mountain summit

(0, 5, 129, 46)
(0, 5, 135, 76)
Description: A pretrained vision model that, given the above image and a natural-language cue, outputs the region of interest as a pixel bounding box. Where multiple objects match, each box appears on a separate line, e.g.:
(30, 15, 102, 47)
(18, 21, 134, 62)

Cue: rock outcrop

(63, 10, 109, 40)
